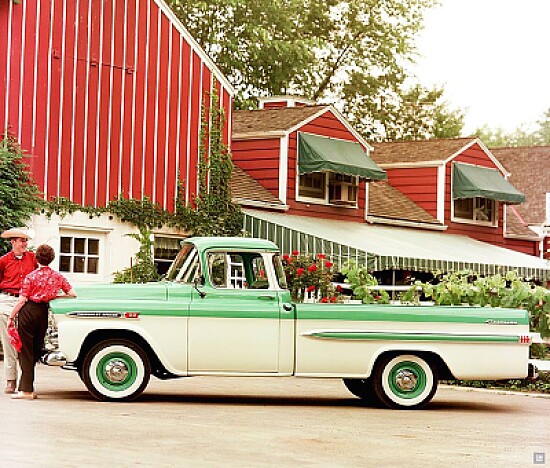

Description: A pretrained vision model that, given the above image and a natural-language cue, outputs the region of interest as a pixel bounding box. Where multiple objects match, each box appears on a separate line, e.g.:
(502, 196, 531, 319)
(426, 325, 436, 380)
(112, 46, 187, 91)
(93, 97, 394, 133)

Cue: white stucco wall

(29, 212, 141, 286)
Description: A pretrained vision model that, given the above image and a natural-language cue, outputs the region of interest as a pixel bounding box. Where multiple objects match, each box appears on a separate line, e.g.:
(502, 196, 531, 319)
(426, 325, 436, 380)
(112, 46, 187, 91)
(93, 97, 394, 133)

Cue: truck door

(188, 251, 281, 373)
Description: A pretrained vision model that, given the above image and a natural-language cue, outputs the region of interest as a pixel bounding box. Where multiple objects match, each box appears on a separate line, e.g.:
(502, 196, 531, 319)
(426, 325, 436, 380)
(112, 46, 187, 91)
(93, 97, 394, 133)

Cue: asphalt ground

(1, 364, 549, 468)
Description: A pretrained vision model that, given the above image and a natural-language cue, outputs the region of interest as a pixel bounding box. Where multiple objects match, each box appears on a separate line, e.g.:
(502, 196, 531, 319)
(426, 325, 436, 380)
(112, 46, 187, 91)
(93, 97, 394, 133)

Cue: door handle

(258, 294, 275, 300)
(282, 303, 294, 312)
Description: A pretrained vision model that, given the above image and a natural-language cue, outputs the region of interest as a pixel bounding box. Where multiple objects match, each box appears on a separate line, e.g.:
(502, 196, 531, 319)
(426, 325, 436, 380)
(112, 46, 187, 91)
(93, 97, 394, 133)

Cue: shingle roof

(230, 166, 285, 207)
(492, 146, 550, 226)
(371, 137, 476, 165)
(505, 206, 540, 240)
(368, 181, 441, 226)
(232, 106, 327, 137)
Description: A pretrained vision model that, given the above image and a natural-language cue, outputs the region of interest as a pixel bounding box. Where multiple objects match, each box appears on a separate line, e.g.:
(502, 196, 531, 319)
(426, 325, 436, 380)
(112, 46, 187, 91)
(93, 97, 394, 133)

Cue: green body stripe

(305, 331, 520, 343)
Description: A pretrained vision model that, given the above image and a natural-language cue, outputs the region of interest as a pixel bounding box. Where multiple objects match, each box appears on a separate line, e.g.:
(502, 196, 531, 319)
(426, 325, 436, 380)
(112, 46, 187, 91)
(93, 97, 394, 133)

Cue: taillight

(519, 335, 531, 344)
(124, 312, 140, 319)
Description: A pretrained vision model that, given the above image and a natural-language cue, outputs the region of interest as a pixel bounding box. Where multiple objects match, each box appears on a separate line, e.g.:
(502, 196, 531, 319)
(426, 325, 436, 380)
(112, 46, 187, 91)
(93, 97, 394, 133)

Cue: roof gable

(233, 106, 328, 137)
(232, 105, 373, 150)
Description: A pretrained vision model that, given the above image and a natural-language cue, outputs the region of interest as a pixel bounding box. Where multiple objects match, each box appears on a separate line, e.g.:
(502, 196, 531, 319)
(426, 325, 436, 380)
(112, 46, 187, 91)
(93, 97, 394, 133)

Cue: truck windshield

(166, 244, 201, 283)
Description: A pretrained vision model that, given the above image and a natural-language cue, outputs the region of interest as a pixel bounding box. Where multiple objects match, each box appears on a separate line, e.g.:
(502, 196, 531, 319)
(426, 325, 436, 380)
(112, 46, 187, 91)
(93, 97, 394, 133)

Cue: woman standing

(7, 244, 76, 400)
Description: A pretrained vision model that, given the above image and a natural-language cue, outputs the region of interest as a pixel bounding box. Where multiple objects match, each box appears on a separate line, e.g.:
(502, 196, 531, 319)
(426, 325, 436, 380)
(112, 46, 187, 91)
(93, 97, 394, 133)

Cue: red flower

(321, 296, 329, 303)
(317, 254, 326, 260)
(282, 254, 290, 261)
(308, 264, 317, 272)
(292, 250, 299, 256)
(336, 285, 343, 292)
(306, 285, 316, 292)
(325, 261, 333, 268)
(296, 267, 305, 276)
(330, 296, 337, 303)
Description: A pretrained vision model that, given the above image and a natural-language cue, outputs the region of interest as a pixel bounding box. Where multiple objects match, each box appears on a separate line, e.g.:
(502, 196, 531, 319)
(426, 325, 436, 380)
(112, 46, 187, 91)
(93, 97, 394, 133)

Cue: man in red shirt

(0, 228, 38, 394)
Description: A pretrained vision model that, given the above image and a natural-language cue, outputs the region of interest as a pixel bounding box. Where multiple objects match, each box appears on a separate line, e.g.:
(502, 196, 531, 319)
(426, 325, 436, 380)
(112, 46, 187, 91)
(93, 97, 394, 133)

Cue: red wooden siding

(383, 167, 439, 217)
(286, 112, 368, 222)
(444, 144, 506, 244)
(231, 138, 281, 194)
(0, 0, 232, 211)
(502, 237, 539, 257)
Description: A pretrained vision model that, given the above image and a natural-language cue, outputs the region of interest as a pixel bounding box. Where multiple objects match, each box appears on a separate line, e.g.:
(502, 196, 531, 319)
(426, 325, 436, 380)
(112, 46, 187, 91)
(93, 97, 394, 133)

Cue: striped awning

(243, 209, 550, 280)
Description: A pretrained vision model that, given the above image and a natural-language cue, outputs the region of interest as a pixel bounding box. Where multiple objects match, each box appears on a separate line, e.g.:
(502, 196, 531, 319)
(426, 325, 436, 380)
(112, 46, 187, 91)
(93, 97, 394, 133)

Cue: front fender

(57, 316, 188, 375)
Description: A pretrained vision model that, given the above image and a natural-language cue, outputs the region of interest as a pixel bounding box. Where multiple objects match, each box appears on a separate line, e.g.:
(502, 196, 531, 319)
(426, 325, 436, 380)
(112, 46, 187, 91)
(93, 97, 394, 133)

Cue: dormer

(258, 95, 317, 110)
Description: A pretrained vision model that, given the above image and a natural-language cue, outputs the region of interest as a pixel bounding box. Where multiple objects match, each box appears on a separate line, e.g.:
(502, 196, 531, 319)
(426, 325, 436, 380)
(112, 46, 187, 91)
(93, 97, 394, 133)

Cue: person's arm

(7, 295, 28, 325)
(57, 288, 77, 298)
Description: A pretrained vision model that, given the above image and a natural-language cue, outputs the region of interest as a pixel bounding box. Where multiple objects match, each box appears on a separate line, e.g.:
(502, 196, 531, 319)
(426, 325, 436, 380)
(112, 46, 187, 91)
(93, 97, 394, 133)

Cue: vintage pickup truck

(45, 237, 535, 409)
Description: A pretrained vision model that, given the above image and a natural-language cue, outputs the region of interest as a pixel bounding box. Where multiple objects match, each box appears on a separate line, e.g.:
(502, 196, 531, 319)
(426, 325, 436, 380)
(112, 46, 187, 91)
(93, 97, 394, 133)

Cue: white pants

(0, 293, 19, 381)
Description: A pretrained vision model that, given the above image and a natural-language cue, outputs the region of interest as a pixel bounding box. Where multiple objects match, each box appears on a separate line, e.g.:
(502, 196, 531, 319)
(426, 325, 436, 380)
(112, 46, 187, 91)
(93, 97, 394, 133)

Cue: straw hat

(1, 227, 34, 240)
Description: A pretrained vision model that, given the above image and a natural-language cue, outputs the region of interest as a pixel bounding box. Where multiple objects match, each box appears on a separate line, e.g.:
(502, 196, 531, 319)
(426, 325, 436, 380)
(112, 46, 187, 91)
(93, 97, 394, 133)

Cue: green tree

(168, 0, 463, 141)
(475, 106, 550, 148)
(0, 133, 41, 255)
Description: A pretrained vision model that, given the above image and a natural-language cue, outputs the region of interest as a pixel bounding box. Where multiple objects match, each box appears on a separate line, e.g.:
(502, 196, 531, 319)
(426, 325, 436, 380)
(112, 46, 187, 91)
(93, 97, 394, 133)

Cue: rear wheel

(343, 378, 375, 401)
(371, 354, 438, 409)
(81, 339, 151, 402)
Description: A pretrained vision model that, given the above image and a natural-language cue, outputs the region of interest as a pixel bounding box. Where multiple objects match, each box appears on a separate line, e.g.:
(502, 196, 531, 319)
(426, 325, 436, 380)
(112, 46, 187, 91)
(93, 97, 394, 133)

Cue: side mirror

(193, 275, 206, 298)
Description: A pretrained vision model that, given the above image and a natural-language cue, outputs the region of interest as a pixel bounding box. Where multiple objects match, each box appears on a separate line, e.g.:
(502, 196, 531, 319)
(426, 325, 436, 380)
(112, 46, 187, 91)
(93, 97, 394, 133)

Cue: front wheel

(81, 339, 151, 402)
(371, 354, 438, 409)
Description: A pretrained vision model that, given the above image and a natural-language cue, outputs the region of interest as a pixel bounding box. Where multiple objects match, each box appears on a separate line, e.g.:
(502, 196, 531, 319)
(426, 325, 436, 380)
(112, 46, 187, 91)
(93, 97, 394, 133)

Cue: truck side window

(248, 255, 269, 289)
(272, 254, 287, 289)
(208, 252, 246, 289)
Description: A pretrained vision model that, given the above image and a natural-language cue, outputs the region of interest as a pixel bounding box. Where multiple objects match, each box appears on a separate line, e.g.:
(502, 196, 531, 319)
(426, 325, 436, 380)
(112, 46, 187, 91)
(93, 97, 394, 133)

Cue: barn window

(154, 236, 183, 275)
(59, 236, 100, 274)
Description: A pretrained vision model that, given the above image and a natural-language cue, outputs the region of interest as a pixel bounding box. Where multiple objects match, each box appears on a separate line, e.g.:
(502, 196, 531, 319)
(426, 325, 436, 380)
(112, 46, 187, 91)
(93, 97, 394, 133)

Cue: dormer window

(451, 162, 525, 228)
(296, 132, 386, 207)
(453, 197, 496, 226)
(298, 172, 358, 206)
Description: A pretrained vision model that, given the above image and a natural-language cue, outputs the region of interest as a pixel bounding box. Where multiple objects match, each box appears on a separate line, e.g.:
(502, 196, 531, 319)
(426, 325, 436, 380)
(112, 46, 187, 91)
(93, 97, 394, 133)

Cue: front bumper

(41, 351, 67, 367)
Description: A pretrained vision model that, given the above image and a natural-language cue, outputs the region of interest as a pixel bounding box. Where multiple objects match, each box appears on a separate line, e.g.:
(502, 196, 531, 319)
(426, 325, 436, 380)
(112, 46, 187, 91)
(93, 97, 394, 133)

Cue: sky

(412, 0, 550, 135)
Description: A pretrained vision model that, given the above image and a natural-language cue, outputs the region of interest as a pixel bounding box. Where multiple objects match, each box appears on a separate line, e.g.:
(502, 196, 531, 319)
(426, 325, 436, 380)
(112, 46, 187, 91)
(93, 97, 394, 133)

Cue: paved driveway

(1, 365, 548, 467)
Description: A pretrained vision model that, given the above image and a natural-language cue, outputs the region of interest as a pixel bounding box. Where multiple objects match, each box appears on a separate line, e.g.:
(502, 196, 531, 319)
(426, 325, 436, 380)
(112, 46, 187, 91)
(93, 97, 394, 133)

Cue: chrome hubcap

(105, 360, 129, 383)
(395, 369, 417, 391)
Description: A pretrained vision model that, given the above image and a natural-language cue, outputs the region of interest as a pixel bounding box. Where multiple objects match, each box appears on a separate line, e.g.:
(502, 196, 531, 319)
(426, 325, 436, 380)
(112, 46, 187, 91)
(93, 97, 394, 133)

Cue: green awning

(452, 163, 525, 204)
(243, 209, 550, 280)
(298, 133, 386, 180)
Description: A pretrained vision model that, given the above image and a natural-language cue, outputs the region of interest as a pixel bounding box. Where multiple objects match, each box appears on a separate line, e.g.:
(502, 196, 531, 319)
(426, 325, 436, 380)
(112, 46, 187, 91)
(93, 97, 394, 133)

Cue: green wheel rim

(96, 352, 138, 391)
(387, 360, 427, 399)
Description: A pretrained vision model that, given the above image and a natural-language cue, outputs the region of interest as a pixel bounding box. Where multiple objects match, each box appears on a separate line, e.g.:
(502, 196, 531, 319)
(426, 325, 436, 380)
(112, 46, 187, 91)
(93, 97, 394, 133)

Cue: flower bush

(282, 252, 338, 303)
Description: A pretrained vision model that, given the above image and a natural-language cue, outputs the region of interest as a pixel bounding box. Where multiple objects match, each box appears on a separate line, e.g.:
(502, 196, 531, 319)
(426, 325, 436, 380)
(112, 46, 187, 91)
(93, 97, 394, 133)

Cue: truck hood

(49, 282, 170, 314)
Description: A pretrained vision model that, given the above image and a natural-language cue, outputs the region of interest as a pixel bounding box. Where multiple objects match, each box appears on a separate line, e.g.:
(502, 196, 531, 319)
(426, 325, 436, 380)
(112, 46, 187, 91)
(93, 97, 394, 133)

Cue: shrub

(282, 252, 338, 303)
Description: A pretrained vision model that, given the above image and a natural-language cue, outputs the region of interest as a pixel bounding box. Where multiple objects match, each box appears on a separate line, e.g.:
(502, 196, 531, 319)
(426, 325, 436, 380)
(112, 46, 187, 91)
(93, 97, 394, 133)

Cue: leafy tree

(475, 106, 550, 147)
(168, 0, 463, 141)
(0, 133, 41, 255)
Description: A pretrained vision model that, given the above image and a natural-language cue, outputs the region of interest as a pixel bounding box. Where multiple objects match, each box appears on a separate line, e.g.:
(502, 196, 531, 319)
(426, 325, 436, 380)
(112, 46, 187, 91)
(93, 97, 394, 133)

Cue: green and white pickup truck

(45, 237, 535, 409)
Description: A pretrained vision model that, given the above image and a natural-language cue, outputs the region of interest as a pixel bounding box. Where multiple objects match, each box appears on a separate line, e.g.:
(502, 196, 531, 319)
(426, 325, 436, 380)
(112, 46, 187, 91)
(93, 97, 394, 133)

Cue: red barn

(0, 0, 233, 282)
